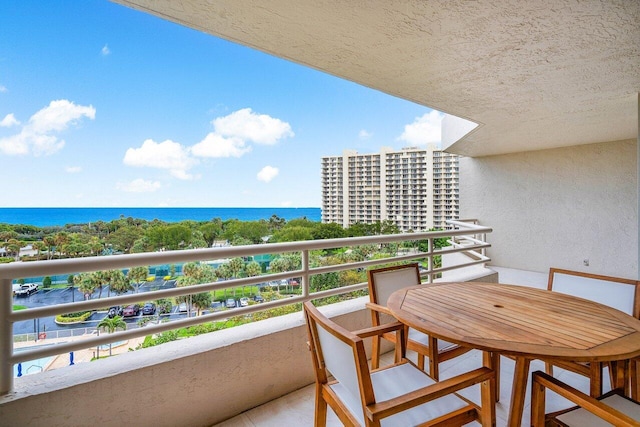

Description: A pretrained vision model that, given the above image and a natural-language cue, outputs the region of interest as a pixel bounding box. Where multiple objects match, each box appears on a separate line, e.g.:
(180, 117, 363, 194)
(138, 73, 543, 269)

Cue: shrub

(43, 276, 52, 289)
(155, 298, 172, 314)
(55, 311, 92, 323)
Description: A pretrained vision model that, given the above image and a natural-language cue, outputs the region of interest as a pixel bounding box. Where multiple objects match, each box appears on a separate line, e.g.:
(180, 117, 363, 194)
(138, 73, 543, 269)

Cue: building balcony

(1, 221, 499, 426)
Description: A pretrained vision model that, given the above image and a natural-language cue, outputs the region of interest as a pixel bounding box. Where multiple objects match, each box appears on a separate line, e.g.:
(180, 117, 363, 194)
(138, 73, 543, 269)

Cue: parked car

(123, 304, 140, 317)
(178, 302, 188, 312)
(253, 295, 264, 303)
(142, 302, 156, 315)
(239, 297, 249, 307)
(211, 301, 223, 311)
(14, 283, 38, 297)
(225, 298, 236, 308)
(107, 306, 123, 318)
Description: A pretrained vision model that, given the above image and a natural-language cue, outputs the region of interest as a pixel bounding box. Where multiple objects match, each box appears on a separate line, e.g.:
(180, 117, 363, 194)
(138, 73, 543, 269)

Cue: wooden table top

(387, 282, 640, 362)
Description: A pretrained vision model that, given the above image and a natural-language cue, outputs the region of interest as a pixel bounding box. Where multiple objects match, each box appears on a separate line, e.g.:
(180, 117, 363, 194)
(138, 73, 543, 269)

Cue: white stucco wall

(460, 139, 638, 279)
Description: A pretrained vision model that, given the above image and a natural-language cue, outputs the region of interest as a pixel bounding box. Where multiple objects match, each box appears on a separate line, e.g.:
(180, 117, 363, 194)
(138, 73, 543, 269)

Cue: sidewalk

(14, 334, 145, 372)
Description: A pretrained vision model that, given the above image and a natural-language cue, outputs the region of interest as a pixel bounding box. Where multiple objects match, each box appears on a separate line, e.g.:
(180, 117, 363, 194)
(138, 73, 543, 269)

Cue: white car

(239, 297, 249, 307)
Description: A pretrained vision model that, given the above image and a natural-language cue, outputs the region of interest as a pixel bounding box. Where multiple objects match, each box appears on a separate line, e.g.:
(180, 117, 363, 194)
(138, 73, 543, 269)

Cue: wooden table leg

(508, 356, 531, 427)
(483, 351, 500, 403)
(612, 359, 629, 392)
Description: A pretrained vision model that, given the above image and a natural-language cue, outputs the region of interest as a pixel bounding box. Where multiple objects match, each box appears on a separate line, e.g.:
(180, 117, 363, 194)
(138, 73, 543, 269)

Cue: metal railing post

(301, 249, 310, 296)
(1, 277, 14, 394)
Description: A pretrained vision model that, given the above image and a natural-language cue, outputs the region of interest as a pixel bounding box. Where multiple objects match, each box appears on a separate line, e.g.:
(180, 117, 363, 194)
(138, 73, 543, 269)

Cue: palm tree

(92, 270, 111, 298)
(43, 236, 55, 260)
(127, 266, 148, 293)
(228, 257, 245, 297)
(54, 232, 69, 259)
(108, 270, 133, 295)
(74, 273, 96, 300)
(96, 315, 126, 356)
(244, 261, 261, 296)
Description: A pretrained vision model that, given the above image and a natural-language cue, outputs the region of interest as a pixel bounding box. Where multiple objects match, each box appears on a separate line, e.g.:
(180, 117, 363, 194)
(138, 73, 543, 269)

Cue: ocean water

(0, 207, 321, 227)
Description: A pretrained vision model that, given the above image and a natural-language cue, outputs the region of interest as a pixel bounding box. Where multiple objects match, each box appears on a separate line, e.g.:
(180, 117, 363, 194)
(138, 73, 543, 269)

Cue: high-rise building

(321, 146, 459, 231)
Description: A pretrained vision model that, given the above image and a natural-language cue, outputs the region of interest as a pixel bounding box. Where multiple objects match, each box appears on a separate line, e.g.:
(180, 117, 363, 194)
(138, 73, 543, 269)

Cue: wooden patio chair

(531, 370, 640, 426)
(366, 263, 473, 380)
(546, 268, 640, 397)
(303, 300, 496, 427)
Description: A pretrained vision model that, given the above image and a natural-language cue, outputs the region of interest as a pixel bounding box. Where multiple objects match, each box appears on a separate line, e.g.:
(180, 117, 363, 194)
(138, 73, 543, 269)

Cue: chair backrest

(548, 268, 640, 317)
(368, 263, 421, 306)
(303, 301, 373, 410)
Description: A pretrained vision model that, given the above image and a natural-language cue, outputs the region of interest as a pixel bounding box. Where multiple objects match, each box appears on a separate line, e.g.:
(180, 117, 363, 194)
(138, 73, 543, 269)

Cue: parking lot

(11, 279, 186, 335)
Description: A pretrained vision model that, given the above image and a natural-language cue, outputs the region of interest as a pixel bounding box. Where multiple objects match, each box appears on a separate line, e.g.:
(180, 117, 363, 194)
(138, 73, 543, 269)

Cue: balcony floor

(213, 348, 605, 427)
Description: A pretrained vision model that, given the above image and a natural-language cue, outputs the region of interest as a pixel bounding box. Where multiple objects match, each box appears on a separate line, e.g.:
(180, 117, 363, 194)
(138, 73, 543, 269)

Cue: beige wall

(460, 139, 638, 279)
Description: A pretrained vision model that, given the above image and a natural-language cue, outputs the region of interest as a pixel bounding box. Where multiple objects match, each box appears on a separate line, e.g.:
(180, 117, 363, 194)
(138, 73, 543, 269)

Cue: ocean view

(0, 207, 321, 227)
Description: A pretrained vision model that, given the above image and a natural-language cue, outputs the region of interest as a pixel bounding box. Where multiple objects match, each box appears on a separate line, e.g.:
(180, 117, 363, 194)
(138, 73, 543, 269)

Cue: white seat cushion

(330, 363, 469, 426)
(556, 394, 640, 426)
(408, 328, 459, 351)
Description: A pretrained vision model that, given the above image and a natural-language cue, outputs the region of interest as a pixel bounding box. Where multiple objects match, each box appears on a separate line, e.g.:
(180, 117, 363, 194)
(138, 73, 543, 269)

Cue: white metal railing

(0, 220, 491, 394)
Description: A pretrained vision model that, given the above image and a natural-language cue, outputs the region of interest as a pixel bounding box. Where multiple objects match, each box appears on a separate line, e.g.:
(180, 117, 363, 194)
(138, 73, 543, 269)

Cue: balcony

(4, 1, 637, 425)
(1, 221, 498, 426)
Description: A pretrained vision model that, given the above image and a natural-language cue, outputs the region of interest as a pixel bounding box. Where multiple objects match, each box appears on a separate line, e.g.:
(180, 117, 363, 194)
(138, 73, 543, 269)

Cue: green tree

(42, 276, 52, 289)
(127, 266, 149, 293)
(311, 222, 346, 240)
(89, 236, 103, 256)
(92, 270, 111, 299)
(199, 220, 223, 246)
(54, 232, 69, 258)
(310, 272, 340, 292)
(74, 273, 96, 300)
(222, 220, 268, 244)
(228, 257, 245, 278)
(270, 226, 313, 242)
(108, 270, 133, 295)
(105, 226, 144, 253)
(245, 261, 261, 278)
(43, 235, 56, 260)
(96, 315, 127, 356)
(178, 263, 216, 315)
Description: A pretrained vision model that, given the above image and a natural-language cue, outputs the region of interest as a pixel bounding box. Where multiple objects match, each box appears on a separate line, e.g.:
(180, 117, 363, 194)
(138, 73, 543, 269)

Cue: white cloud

(0, 100, 95, 156)
(398, 110, 444, 146)
(123, 139, 198, 180)
(0, 113, 20, 127)
(191, 133, 251, 158)
(116, 178, 161, 193)
(257, 165, 279, 183)
(358, 129, 372, 140)
(65, 166, 82, 173)
(29, 100, 96, 134)
(101, 44, 111, 56)
(213, 108, 294, 145)
(0, 85, 6, 93)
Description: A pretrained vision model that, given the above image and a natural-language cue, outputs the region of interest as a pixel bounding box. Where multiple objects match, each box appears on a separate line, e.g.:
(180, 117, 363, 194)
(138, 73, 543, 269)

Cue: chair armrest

(365, 301, 394, 316)
(353, 321, 404, 339)
(532, 371, 640, 427)
(366, 367, 494, 422)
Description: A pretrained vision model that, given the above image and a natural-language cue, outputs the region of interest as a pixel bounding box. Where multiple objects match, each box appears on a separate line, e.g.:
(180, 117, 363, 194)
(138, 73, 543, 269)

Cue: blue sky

(0, 1, 441, 208)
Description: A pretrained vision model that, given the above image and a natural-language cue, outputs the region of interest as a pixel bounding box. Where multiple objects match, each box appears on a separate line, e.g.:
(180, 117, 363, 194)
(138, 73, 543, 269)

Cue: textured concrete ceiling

(113, 0, 639, 157)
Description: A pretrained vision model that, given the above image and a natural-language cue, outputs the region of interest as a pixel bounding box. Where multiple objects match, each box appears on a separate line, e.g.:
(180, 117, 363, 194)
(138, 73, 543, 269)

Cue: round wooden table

(387, 282, 640, 427)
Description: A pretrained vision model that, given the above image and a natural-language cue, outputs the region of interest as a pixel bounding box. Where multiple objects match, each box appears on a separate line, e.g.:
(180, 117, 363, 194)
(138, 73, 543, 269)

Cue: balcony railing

(0, 219, 490, 394)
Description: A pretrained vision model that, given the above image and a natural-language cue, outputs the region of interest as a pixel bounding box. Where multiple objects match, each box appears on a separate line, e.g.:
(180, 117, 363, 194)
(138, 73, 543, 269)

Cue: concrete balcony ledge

(0, 297, 373, 427)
